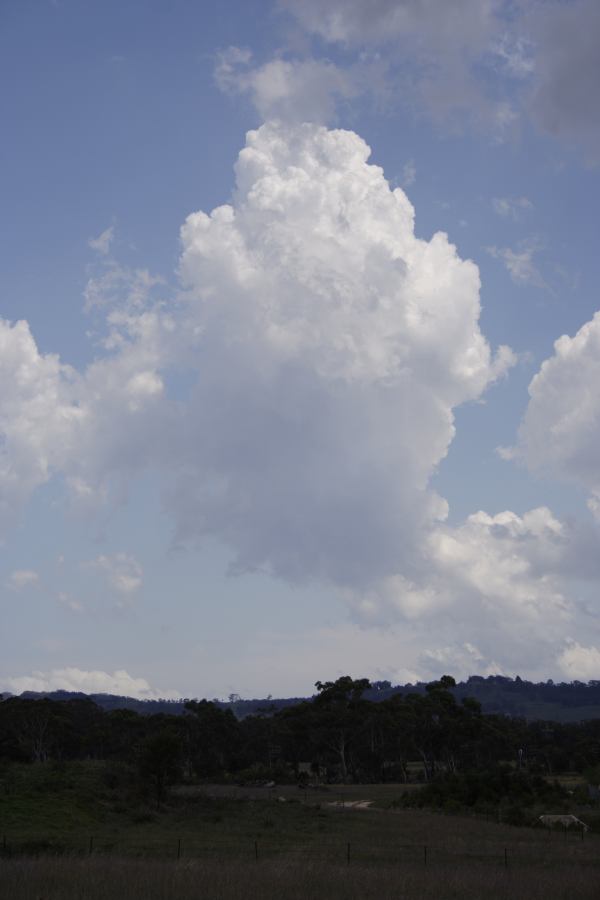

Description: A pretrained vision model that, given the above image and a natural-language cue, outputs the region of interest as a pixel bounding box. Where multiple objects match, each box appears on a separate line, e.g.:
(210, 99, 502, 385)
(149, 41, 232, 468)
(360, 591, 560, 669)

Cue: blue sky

(2, 0, 600, 699)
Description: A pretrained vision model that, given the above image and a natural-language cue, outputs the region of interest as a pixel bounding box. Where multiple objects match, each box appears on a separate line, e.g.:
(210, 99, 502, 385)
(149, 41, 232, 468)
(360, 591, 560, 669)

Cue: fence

(0, 832, 595, 871)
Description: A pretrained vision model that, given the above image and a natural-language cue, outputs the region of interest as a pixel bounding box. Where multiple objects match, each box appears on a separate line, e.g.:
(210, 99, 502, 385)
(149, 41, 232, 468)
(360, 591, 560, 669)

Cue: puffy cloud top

(181, 123, 508, 394)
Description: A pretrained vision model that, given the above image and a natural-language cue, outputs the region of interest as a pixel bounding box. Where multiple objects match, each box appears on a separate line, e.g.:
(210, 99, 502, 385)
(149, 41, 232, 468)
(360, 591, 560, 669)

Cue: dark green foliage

(183, 700, 241, 777)
(138, 730, 183, 808)
(399, 766, 568, 820)
(2, 676, 600, 805)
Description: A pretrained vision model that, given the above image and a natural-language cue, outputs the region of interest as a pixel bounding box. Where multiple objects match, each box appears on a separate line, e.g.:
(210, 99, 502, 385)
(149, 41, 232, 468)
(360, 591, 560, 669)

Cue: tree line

(2, 676, 600, 801)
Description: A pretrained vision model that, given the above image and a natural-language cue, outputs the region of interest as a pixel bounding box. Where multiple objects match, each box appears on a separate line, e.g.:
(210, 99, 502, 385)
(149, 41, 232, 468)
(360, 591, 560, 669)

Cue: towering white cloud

(173, 121, 513, 586)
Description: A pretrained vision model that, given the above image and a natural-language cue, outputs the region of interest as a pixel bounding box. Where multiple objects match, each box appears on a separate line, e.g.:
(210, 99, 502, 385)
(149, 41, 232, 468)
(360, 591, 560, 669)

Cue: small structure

(538, 814, 589, 831)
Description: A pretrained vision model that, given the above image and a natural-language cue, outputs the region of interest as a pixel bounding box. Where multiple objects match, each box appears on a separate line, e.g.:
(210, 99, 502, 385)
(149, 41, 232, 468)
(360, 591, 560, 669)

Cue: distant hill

(7, 675, 600, 722)
(6, 690, 305, 718)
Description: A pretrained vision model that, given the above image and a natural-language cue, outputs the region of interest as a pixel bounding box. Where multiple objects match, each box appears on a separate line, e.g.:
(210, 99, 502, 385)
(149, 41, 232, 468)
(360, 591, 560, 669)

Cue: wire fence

(0, 832, 597, 870)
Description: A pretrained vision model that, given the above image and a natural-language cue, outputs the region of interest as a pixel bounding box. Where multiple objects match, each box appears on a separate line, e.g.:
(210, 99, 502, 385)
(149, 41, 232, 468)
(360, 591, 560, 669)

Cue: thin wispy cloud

(487, 240, 547, 289)
(6, 569, 39, 591)
(491, 196, 533, 219)
(88, 226, 114, 256)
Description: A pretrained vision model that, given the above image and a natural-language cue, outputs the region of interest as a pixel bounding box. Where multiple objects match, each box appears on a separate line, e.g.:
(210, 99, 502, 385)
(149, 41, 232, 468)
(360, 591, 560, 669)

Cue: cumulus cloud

(6, 569, 39, 591)
(173, 121, 513, 587)
(5, 118, 596, 679)
(558, 640, 600, 682)
(341, 505, 598, 675)
(420, 642, 504, 681)
(0, 291, 171, 529)
(4, 121, 551, 679)
(430, 508, 571, 624)
(0, 319, 84, 533)
(2, 667, 178, 699)
(514, 312, 600, 517)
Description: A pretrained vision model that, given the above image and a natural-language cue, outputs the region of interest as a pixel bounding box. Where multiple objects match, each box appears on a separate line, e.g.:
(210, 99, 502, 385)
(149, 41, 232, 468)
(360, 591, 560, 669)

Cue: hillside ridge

(4, 674, 600, 722)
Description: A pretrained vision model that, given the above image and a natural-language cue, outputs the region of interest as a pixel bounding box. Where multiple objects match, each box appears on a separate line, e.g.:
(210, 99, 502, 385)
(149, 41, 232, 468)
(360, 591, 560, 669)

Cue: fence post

(254, 840, 258, 861)
(504, 848, 508, 868)
(177, 838, 181, 860)
(424, 845, 427, 866)
(89, 836, 94, 855)
(347, 842, 350, 866)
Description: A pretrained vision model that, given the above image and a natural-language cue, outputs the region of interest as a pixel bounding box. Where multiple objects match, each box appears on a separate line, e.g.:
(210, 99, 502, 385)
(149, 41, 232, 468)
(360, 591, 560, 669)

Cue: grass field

(1, 762, 600, 898)
(2, 854, 600, 900)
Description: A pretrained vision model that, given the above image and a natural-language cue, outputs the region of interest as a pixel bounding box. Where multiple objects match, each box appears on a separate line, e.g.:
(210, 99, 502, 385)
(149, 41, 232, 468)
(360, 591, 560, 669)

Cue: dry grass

(1, 854, 599, 900)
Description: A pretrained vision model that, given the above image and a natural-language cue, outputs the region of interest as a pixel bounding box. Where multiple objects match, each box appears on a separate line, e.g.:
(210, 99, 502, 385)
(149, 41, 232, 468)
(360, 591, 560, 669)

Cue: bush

(233, 762, 293, 784)
(398, 766, 568, 821)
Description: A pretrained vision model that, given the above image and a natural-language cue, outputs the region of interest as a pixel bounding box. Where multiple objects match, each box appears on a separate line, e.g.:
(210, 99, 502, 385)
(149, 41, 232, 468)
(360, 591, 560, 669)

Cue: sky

(2, 0, 600, 700)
